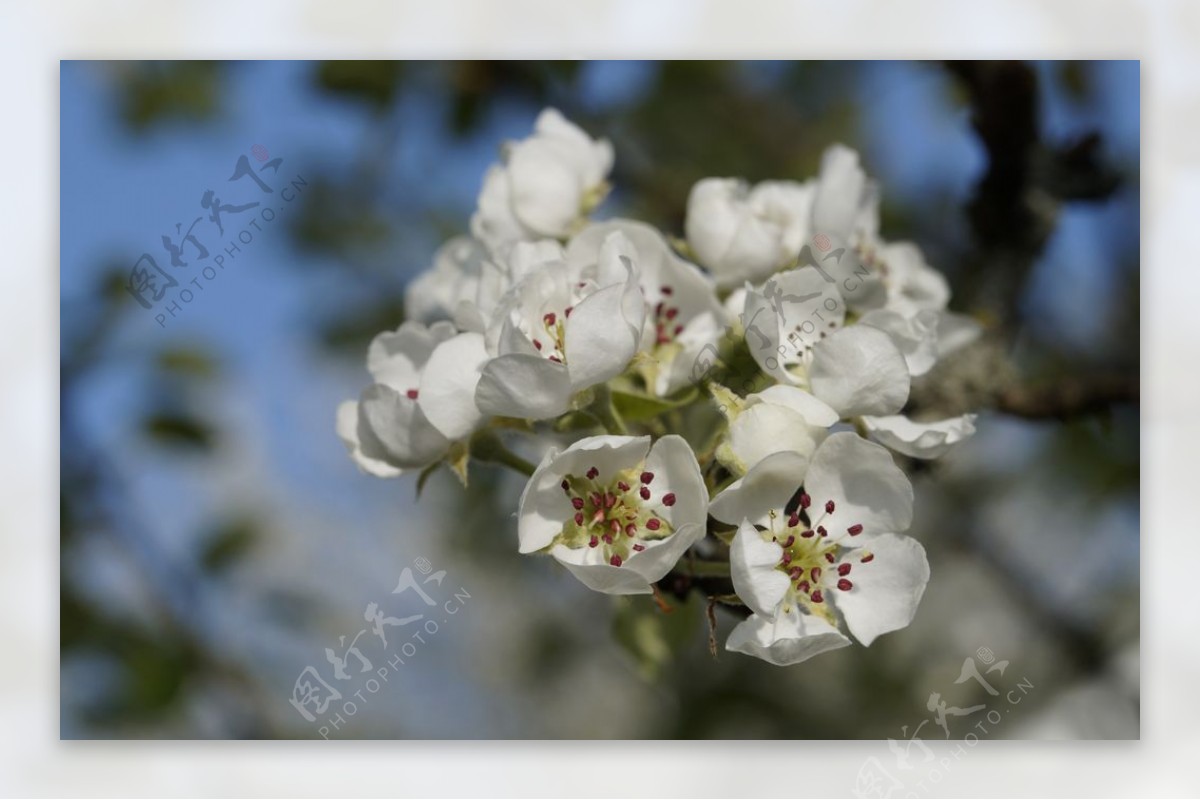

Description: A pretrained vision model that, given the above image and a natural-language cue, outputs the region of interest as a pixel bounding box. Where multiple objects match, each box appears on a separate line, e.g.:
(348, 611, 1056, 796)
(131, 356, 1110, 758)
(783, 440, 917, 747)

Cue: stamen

(617, 481, 630, 492)
(560, 479, 570, 492)
(533, 339, 543, 351)
(571, 497, 585, 510)
(837, 563, 852, 576)
(825, 500, 835, 514)
(801, 529, 815, 538)
(588, 535, 599, 548)
(800, 493, 811, 509)
(660, 286, 673, 296)
(810, 590, 824, 603)
(662, 493, 676, 507)
(640, 471, 654, 484)
(847, 524, 863, 536)
(632, 544, 645, 552)
(543, 312, 556, 327)
(565, 306, 573, 318)
(787, 513, 800, 528)
(609, 554, 623, 567)
(586, 466, 599, 480)
(645, 518, 661, 531)
(824, 553, 835, 563)
(624, 523, 637, 537)
(406, 389, 418, 399)
(782, 535, 795, 547)
(548, 355, 562, 363)
(817, 526, 827, 537)
(810, 567, 822, 582)
(574, 512, 585, 526)
(860, 553, 875, 563)
(837, 579, 853, 591)
(639, 486, 651, 501)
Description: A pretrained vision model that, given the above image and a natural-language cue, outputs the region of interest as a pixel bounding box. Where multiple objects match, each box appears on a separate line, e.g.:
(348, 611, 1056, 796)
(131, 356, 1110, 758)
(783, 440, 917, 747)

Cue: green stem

(589, 384, 629, 435)
(470, 430, 536, 477)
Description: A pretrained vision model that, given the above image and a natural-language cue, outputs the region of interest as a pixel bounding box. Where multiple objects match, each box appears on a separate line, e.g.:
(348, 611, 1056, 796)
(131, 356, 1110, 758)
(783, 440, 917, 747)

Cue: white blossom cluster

(337, 109, 981, 666)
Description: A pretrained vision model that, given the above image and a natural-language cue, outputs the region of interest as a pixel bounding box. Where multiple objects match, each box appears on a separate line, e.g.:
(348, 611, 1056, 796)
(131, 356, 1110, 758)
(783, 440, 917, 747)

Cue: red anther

(789, 566, 803, 579)
(588, 535, 599, 548)
(662, 493, 676, 507)
(640, 486, 651, 501)
(571, 497, 585, 510)
(800, 493, 811, 509)
(589, 491, 602, 507)
(561, 479, 570, 492)
(575, 512, 585, 526)
(824, 553, 835, 563)
(847, 524, 863, 536)
(837, 579, 853, 591)
(798, 580, 810, 593)
(565, 306, 573, 318)
(801, 529, 815, 539)
(810, 567, 822, 582)
(610, 520, 621, 535)
(838, 563, 852, 576)
(860, 553, 875, 563)
(825, 500, 835, 514)
(625, 523, 637, 537)
(665, 307, 678, 321)
(673, 325, 683, 336)
(406, 389, 419, 399)
(654, 302, 664, 316)
(533, 339, 543, 351)
(605, 492, 617, 508)
(549, 355, 562, 363)
(632, 544, 645, 552)
(810, 590, 824, 603)
(586, 466, 600, 480)
(543, 312, 556, 326)
(788, 513, 800, 528)
(602, 534, 613, 545)
(646, 518, 661, 531)
(640, 471, 654, 484)
(610, 554, 623, 567)
(660, 286, 674, 296)
(782, 552, 792, 565)
(817, 526, 827, 537)
(617, 481, 630, 492)
(783, 535, 795, 547)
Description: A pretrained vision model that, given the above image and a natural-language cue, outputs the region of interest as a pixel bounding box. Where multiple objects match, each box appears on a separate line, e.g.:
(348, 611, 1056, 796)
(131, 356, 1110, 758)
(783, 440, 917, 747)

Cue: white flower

(470, 109, 613, 253)
(709, 433, 927, 666)
(742, 267, 911, 418)
(336, 321, 488, 475)
(812, 144, 880, 247)
(566, 219, 725, 396)
(518, 435, 707, 594)
(876, 241, 950, 317)
(684, 178, 815, 288)
(716, 385, 838, 476)
(474, 236, 645, 420)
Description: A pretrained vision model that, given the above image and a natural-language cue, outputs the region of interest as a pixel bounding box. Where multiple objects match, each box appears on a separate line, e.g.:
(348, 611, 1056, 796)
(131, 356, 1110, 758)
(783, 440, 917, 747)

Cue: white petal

(862, 413, 977, 459)
(563, 264, 644, 391)
(358, 384, 450, 469)
(709, 450, 809, 528)
(858, 308, 940, 377)
(809, 326, 910, 417)
(881, 241, 949, 314)
(507, 138, 586, 237)
(418, 333, 490, 440)
(366, 320, 455, 390)
(727, 404, 824, 474)
(622, 521, 706, 587)
(516, 447, 571, 554)
(742, 284, 789, 384)
(813, 144, 870, 241)
(474, 353, 573, 420)
(642, 435, 707, 531)
(729, 520, 790, 618)
(550, 546, 654, 595)
(470, 164, 532, 252)
(803, 432, 913, 542)
(335, 400, 402, 478)
(835, 534, 929, 646)
(726, 611, 851, 666)
(752, 385, 839, 427)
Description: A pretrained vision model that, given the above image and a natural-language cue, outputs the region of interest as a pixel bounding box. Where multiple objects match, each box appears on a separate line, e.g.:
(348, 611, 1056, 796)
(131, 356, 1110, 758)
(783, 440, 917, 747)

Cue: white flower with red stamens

(709, 432, 927, 666)
(684, 178, 816, 288)
(742, 266, 911, 418)
(715, 385, 838, 476)
(470, 108, 613, 253)
(566, 219, 726, 396)
(518, 435, 707, 595)
(336, 321, 489, 475)
(474, 236, 645, 420)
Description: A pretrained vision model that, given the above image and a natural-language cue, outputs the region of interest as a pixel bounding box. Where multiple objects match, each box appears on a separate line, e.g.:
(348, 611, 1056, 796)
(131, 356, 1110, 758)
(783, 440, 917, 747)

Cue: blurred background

(59, 60, 1139, 739)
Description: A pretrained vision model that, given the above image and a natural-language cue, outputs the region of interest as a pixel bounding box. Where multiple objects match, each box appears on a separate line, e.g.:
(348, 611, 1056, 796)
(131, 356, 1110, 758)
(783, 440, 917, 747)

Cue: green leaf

(611, 386, 699, 422)
(611, 593, 703, 682)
